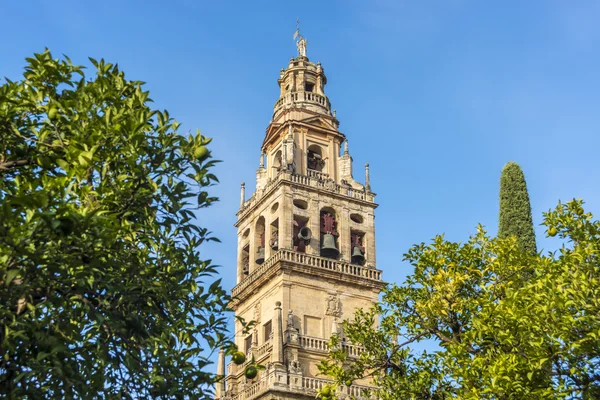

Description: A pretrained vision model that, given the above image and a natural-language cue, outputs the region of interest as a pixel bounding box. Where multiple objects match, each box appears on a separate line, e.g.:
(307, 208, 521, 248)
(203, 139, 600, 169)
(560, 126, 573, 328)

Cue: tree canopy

(320, 199, 600, 399)
(499, 161, 537, 255)
(0, 50, 232, 398)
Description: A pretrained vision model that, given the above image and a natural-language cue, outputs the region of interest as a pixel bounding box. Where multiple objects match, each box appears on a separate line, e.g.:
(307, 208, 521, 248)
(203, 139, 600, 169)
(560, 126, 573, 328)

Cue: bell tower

(216, 33, 383, 400)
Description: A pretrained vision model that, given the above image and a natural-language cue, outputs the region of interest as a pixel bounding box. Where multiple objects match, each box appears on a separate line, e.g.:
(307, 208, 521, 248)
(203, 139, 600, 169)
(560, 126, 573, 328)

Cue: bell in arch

(321, 233, 339, 258)
(256, 247, 265, 265)
(351, 246, 364, 264)
(298, 226, 312, 243)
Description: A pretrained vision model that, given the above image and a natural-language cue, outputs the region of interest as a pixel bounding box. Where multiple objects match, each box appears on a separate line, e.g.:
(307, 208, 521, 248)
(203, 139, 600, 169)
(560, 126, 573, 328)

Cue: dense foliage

(321, 199, 600, 399)
(0, 50, 232, 398)
(498, 161, 537, 255)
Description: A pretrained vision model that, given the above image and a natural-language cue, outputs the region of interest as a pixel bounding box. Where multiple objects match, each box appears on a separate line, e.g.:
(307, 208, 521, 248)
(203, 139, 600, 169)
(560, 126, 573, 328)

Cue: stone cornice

(230, 249, 384, 309)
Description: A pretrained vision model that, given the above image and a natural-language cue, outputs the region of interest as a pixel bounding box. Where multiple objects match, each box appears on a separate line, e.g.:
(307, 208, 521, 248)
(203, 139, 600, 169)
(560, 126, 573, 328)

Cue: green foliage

(499, 161, 537, 254)
(321, 199, 600, 399)
(0, 50, 233, 398)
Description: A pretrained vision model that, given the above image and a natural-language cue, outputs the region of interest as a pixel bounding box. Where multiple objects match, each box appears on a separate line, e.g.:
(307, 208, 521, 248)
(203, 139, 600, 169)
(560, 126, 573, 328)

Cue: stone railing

(232, 249, 382, 298)
(299, 335, 362, 358)
(274, 91, 330, 112)
(232, 251, 284, 298)
(226, 376, 373, 400)
(301, 377, 374, 400)
(255, 339, 273, 359)
(228, 339, 273, 377)
(237, 171, 375, 221)
(288, 173, 370, 201)
(229, 380, 266, 400)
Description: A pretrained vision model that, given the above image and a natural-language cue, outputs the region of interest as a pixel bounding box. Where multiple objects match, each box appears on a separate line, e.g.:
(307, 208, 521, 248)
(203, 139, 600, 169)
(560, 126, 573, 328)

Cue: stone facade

(215, 45, 383, 400)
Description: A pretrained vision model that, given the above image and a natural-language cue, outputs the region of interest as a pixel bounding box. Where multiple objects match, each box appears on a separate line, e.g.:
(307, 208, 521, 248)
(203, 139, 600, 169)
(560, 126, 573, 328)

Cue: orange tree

(320, 199, 600, 399)
(0, 50, 232, 399)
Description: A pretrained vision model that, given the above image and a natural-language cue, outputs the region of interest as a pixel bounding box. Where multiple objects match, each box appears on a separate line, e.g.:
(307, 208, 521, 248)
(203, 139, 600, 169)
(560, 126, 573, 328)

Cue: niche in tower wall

(350, 231, 365, 265)
(320, 208, 339, 259)
(293, 215, 310, 253)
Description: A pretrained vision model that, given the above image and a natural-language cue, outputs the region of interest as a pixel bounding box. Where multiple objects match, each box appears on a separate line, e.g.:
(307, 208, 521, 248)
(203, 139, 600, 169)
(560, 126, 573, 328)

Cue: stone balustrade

(274, 91, 329, 112)
(226, 375, 373, 400)
(229, 380, 266, 400)
(255, 339, 273, 359)
(227, 340, 273, 377)
(301, 377, 374, 399)
(299, 335, 362, 358)
(231, 249, 382, 299)
(237, 170, 375, 221)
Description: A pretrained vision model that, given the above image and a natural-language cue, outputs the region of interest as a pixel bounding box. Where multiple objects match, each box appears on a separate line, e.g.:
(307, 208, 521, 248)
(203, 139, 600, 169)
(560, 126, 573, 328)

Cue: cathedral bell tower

(216, 33, 384, 400)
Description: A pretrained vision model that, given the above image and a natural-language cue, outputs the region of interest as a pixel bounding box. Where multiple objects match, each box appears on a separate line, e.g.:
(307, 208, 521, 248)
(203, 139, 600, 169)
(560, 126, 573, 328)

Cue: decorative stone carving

(285, 126, 295, 172)
(326, 294, 341, 317)
(288, 359, 302, 374)
(286, 309, 299, 345)
(253, 302, 261, 324)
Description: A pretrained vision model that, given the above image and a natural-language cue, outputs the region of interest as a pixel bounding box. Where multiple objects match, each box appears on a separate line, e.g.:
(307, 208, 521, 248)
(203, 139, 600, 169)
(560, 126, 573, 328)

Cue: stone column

(339, 207, 351, 262)
(309, 199, 320, 255)
(240, 182, 245, 208)
(366, 212, 376, 267)
(365, 164, 371, 192)
(282, 190, 293, 250)
(215, 348, 226, 398)
(272, 302, 284, 366)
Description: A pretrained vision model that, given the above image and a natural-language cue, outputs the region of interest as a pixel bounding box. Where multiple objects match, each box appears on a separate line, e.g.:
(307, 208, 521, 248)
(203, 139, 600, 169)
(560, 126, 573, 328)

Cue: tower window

(263, 320, 272, 342)
(245, 334, 253, 353)
(305, 83, 314, 92)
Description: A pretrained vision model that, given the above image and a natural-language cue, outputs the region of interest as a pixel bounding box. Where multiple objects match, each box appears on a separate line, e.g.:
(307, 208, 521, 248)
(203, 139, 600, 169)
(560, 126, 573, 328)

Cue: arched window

(255, 217, 265, 265)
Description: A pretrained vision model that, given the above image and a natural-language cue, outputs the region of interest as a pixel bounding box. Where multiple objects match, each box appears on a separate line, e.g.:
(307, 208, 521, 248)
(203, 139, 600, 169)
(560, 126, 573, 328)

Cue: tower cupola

(272, 37, 332, 121)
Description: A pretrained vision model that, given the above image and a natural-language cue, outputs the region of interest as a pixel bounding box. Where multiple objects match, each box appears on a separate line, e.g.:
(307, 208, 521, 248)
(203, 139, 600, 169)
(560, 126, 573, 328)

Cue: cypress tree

(499, 162, 537, 254)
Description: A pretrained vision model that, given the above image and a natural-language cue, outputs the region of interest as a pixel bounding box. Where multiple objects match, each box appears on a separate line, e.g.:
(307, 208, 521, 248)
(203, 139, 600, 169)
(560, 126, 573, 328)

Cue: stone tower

(216, 38, 384, 400)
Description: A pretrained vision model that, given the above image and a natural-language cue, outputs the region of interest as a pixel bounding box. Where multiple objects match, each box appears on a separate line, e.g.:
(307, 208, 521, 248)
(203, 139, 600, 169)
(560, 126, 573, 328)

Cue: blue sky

(2, 0, 599, 371)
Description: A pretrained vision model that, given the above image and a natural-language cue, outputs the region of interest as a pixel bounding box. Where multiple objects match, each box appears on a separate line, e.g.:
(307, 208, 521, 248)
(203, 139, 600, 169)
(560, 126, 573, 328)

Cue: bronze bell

(298, 226, 312, 243)
(351, 246, 364, 264)
(321, 233, 339, 258)
(243, 263, 249, 275)
(256, 247, 265, 265)
(270, 238, 279, 250)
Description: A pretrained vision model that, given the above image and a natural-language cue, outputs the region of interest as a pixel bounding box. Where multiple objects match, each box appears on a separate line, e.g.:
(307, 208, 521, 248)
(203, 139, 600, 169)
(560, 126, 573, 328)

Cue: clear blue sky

(2, 0, 599, 369)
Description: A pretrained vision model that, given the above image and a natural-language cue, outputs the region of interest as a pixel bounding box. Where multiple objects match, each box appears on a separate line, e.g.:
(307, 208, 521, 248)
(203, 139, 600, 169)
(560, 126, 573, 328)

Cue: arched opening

(269, 218, 279, 251)
(307, 144, 325, 173)
(350, 231, 365, 265)
(255, 217, 265, 265)
(240, 243, 250, 277)
(293, 215, 310, 253)
(320, 207, 339, 259)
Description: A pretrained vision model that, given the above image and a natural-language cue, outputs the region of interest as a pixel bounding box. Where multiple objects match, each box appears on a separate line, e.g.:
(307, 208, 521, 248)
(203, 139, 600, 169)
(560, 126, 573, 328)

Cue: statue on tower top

(293, 18, 307, 57)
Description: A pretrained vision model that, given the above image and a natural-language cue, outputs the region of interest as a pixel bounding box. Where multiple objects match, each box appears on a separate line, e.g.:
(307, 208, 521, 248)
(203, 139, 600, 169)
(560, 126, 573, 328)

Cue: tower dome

(272, 46, 332, 121)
